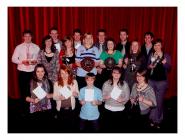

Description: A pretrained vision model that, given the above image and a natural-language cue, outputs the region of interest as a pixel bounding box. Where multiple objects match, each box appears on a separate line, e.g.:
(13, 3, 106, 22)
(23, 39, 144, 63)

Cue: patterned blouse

(37, 50, 60, 84)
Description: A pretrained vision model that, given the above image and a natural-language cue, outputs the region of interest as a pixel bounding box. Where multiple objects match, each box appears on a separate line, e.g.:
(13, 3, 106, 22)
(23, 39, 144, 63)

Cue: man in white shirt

(49, 27, 63, 53)
(12, 30, 40, 115)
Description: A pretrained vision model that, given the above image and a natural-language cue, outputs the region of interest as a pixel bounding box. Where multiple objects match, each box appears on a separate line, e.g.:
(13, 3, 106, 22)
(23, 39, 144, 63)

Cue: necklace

(136, 83, 148, 91)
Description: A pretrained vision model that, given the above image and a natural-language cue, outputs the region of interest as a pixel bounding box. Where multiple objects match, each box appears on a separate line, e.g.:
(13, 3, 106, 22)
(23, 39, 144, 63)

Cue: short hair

(73, 28, 81, 35)
(85, 73, 96, 78)
(153, 38, 162, 45)
(106, 37, 116, 51)
(144, 31, 154, 38)
(22, 29, 33, 36)
(97, 29, 106, 34)
(119, 28, 129, 35)
(49, 26, 58, 32)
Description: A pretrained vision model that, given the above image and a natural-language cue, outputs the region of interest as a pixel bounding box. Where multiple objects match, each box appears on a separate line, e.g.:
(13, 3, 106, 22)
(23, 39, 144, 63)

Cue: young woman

(26, 64, 53, 124)
(59, 36, 77, 76)
(98, 38, 123, 88)
(75, 32, 100, 89)
(130, 69, 156, 131)
(123, 40, 146, 90)
(148, 39, 171, 129)
(102, 66, 130, 132)
(37, 35, 59, 84)
(53, 65, 79, 131)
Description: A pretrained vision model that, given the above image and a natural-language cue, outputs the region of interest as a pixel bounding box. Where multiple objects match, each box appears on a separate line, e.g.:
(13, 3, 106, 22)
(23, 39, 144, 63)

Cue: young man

(141, 31, 154, 63)
(79, 73, 102, 132)
(116, 28, 130, 58)
(94, 29, 107, 54)
(12, 29, 40, 115)
(49, 27, 63, 53)
(73, 28, 82, 50)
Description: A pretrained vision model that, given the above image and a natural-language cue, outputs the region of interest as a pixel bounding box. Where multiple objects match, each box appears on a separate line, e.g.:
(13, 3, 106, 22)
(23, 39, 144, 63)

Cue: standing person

(130, 69, 156, 131)
(12, 29, 40, 115)
(59, 36, 77, 77)
(37, 35, 59, 84)
(141, 31, 154, 63)
(73, 28, 82, 50)
(116, 28, 130, 58)
(94, 29, 107, 54)
(123, 40, 146, 90)
(79, 73, 102, 132)
(26, 64, 53, 126)
(148, 39, 171, 129)
(98, 38, 123, 87)
(49, 27, 64, 53)
(102, 67, 130, 132)
(53, 65, 79, 131)
(75, 32, 100, 90)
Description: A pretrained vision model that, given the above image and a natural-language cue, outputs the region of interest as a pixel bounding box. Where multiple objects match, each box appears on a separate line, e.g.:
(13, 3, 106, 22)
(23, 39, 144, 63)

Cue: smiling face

(120, 31, 128, 42)
(154, 42, 162, 53)
(83, 34, 93, 48)
(45, 38, 52, 48)
(36, 67, 45, 80)
(136, 73, 145, 84)
(85, 77, 95, 87)
(50, 30, 58, 41)
(144, 34, 153, 45)
(73, 32, 81, 42)
(131, 41, 139, 54)
(64, 39, 73, 48)
(107, 40, 114, 51)
(60, 69, 69, 81)
(98, 32, 106, 43)
(23, 33, 32, 43)
(112, 69, 121, 80)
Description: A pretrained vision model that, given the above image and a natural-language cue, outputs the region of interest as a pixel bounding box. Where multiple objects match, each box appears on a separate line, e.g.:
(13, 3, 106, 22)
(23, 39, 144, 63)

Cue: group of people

(11, 27, 171, 132)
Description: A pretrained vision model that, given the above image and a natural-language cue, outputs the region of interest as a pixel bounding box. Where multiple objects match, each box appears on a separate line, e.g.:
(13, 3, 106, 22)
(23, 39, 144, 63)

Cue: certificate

(59, 86, 72, 99)
(85, 89, 94, 102)
(110, 86, 122, 100)
(32, 86, 47, 100)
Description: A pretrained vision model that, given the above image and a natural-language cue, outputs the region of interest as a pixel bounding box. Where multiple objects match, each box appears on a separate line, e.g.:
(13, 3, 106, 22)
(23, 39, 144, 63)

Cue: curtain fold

(8, 7, 177, 99)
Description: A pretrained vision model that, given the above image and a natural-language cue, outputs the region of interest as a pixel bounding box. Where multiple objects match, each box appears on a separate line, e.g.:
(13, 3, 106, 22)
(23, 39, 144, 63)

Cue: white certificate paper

(85, 89, 94, 102)
(32, 86, 47, 100)
(110, 86, 122, 100)
(59, 86, 72, 99)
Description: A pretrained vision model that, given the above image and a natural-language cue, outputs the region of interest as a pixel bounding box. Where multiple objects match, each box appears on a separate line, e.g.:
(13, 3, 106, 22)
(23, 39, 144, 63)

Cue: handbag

(60, 97, 72, 109)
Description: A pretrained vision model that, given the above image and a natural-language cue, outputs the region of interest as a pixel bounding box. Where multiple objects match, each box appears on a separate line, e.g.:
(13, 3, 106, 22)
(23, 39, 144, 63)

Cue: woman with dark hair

(53, 65, 79, 131)
(59, 36, 77, 77)
(102, 66, 130, 132)
(97, 38, 123, 88)
(123, 40, 146, 90)
(26, 64, 53, 124)
(130, 68, 156, 131)
(37, 35, 59, 84)
(148, 38, 171, 129)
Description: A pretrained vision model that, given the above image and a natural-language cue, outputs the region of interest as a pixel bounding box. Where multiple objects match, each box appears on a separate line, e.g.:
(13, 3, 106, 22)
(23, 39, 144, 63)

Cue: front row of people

(25, 64, 157, 132)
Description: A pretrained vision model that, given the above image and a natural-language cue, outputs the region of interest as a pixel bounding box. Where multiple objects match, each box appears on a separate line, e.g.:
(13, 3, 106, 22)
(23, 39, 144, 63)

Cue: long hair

(58, 65, 74, 87)
(109, 66, 124, 87)
(32, 64, 48, 82)
(42, 35, 56, 53)
(62, 36, 75, 54)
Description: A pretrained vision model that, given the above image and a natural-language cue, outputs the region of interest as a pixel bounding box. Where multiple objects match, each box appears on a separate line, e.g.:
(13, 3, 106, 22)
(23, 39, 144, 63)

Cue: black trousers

(79, 118, 100, 132)
(18, 71, 33, 114)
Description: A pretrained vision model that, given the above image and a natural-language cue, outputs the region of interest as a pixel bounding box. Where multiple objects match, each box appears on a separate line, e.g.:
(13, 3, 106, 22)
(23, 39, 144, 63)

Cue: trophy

(150, 55, 163, 75)
(104, 57, 116, 70)
(81, 57, 95, 72)
(129, 57, 136, 72)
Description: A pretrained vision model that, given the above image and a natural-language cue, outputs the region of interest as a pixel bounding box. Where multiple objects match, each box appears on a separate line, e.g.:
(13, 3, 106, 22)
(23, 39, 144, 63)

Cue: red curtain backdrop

(8, 7, 177, 99)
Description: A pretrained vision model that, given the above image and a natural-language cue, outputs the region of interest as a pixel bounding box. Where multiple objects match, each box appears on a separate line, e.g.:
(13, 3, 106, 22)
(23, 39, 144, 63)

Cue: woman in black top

(148, 38, 171, 129)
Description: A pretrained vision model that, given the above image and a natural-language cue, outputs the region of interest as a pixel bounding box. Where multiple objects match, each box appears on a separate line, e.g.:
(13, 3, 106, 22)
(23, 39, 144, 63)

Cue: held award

(81, 57, 95, 72)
